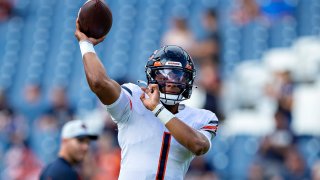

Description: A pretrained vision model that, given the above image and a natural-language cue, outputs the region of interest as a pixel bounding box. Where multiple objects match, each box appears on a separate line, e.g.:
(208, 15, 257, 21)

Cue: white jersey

(106, 83, 218, 180)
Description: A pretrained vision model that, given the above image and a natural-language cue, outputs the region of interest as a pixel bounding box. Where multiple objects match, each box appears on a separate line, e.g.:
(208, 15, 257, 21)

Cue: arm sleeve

(198, 113, 219, 150)
(198, 129, 213, 150)
(105, 88, 132, 124)
(199, 119, 218, 138)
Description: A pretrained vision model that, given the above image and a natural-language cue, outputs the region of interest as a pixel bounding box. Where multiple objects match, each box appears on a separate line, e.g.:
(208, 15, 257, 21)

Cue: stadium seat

(291, 36, 320, 82)
(292, 84, 320, 136)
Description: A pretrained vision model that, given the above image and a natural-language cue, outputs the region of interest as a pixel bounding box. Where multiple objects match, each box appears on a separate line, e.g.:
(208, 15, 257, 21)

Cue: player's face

(66, 137, 90, 164)
(154, 69, 190, 94)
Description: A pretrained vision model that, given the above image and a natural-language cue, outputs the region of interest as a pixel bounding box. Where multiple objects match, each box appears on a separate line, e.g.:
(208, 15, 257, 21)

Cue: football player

(75, 20, 218, 180)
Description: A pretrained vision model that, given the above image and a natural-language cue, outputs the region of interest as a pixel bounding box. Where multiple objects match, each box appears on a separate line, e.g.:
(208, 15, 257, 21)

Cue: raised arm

(140, 84, 211, 156)
(74, 19, 121, 105)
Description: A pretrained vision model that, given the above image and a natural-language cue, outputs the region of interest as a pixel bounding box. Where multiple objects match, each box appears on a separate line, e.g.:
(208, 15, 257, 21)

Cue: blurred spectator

(232, 0, 296, 26)
(231, 0, 260, 26)
(0, 90, 14, 149)
(282, 148, 310, 180)
(30, 114, 59, 164)
(312, 161, 320, 180)
(185, 156, 217, 180)
(78, 121, 120, 180)
(162, 16, 195, 51)
(197, 61, 224, 120)
(189, 9, 220, 65)
(1, 136, 41, 180)
(0, 89, 13, 114)
(16, 84, 47, 125)
(46, 86, 75, 127)
(14, 85, 74, 163)
(0, 89, 28, 151)
(90, 130, 121, 180)
(254, 109, 295, 179)
(0, 0, 13, 22)
(247, 162, 267, 180)
(265, 70, 294, 124)
(79, 150, 97, 180)
(24, 84, 41, 104)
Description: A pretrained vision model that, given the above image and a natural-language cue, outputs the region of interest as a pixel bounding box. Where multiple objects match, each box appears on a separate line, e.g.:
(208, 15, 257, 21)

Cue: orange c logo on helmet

(153, 61, 162, 66)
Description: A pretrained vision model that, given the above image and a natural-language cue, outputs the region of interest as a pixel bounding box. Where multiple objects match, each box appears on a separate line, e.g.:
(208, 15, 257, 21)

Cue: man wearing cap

(40, 120, 98, 180)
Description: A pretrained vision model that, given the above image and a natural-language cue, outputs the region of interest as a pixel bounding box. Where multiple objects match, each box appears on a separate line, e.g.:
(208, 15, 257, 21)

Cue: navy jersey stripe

(208, 120, 218, 125)
(204, 129, 217, 136)
(156, 132, 171, 180)
(121, 85, 132, 96)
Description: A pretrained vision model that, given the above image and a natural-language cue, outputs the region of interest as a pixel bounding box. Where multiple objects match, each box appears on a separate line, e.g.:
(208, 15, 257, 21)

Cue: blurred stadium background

(0, 0, 320, 179)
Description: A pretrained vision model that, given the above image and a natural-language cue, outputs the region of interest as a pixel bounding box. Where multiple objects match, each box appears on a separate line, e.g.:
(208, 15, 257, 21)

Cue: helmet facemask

(146, 67, 195, 105)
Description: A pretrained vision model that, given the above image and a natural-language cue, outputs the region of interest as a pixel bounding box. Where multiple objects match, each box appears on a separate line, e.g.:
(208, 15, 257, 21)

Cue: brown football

(78, 0, 113, 39)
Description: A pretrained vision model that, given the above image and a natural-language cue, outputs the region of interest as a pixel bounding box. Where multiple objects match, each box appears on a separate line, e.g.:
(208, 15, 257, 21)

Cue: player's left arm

(141, 84, 218, 156)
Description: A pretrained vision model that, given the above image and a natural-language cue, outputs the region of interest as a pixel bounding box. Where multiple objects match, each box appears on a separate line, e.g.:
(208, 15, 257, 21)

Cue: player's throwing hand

(74, 18, 106, 46)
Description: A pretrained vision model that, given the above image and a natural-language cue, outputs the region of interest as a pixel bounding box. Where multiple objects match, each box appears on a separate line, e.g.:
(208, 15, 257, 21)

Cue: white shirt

(106, 83, 218, 180)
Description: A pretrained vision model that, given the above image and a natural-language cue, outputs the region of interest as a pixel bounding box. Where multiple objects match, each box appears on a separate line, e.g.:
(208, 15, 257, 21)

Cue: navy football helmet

(145, 45, 196, 105)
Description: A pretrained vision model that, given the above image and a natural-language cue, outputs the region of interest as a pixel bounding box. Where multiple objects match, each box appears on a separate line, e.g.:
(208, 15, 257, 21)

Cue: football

(78, 0, 113, 39)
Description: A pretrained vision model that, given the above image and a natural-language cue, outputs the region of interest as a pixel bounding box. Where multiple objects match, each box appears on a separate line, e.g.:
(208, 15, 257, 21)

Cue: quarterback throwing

(75, 18, 218, 179)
